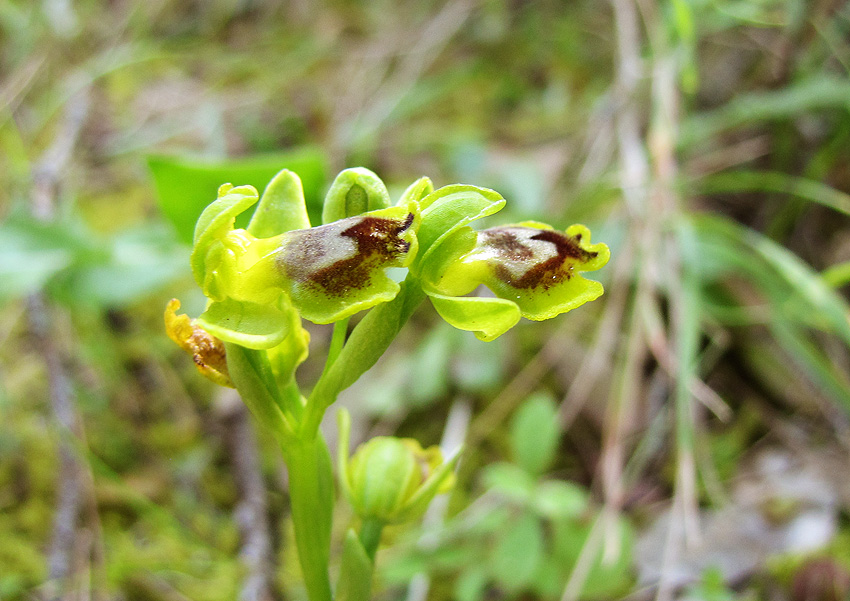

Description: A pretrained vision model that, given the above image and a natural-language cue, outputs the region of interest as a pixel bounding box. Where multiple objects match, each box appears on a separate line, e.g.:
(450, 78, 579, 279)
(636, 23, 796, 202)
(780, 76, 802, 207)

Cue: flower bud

(337, 410, 456, 524)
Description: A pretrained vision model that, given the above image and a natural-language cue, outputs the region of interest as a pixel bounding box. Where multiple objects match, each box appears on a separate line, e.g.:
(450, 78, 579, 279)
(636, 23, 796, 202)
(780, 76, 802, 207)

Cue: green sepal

(397, 176, 434, 206)
(336, 530, 373, 601)
(191, 184, 259, 288)
(427, 292, 521, 342)
(322, 167, 391, 224)
(394, 447, 461, 523)
(415, 184, 505, 272)
(248, 168, 311, 237)
(196, 297, 291, 349)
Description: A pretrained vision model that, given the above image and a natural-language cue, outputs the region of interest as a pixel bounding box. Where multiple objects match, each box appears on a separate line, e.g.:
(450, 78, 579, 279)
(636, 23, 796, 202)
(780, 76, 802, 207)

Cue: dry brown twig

(26, 86, 100, 601)
(215, 390, 279, 601)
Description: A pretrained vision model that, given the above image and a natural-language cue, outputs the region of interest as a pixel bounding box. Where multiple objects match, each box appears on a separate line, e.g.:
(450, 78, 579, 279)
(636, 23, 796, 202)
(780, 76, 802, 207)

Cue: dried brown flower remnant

(165, 298, 233, 388)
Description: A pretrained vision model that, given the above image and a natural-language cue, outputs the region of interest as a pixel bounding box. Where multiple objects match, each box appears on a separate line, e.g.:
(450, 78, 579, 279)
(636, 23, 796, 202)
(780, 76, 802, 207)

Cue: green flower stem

(325, 317, 350, 371)
(302, 276, 427, 437)
(224, 343, 294, 441)
(358, 518, 384, 562)
(284, 434, 335, 601)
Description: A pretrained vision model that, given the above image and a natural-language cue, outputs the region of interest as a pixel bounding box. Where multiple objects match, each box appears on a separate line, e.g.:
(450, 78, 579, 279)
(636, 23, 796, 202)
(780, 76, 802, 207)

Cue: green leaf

(510, 392, 560, 476)
(148, 148, 327, 243)
(454, 567, 488, 601)
(531, 481, 588, 520)
(190, 184, 259, 290)
(196, 297, 291, 349)
(0, 215, 88, 301)
(695, 170, 850, 217)
(489, 512, 544, 592)
(552, 516, 634, 598)
(336, 530, 373, 601)
(694, 214, 850, 345)
(481, 462, 536, 504)
(322, 167, 390, 224)
(681, 76, 850, 147)
(67, 225, 188, 307)
(428, 292, 521, 342)
(416, 184, 505, 269)
(248, 168, 311, 237)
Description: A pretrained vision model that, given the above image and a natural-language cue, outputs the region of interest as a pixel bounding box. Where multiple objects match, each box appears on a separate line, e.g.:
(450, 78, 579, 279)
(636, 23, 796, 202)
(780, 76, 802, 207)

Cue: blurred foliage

(2, 0, 850, 599)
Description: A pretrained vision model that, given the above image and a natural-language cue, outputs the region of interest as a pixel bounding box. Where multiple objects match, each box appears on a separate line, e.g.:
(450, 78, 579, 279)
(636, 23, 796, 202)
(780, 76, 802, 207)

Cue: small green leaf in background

(148, 148, 327, 243)
(454, 567, 488, 601)
(510, 392, 561, 476)
(481, 462, 536, 504)
(531, 480, 588, 520)
(489, 512, 544, 593)
(553, 517, 634, 598)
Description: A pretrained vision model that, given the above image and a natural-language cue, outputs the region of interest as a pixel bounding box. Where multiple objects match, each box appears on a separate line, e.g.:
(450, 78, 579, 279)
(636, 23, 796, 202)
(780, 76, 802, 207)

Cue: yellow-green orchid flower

(167, 167, 419, 385)
(412, 186, 610, 341)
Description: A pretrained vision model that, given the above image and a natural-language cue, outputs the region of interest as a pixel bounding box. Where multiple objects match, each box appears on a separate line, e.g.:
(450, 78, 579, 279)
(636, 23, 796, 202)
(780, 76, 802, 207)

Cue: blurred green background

(3, 1, 850, 600)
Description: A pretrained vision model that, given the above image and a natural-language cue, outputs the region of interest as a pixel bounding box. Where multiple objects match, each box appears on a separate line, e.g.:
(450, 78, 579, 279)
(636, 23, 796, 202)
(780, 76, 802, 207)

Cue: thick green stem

(358, 518, 384, 562)
(284, 435, 335, 601)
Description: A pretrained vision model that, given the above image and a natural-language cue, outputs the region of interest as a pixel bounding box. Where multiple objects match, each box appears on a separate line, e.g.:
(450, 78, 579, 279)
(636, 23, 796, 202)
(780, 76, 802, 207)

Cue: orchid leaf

(336, 530, 373, 601)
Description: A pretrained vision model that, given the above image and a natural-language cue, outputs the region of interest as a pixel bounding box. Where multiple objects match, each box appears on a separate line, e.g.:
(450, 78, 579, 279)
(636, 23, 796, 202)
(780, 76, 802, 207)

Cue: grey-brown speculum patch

(278, 213, 415, 297)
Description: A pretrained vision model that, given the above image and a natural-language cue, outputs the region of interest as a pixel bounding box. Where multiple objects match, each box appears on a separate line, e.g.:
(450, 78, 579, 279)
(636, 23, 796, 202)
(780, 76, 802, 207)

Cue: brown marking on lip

(481, 229, 534, 261)
(303, 214, 414, 296)
(490, 228, 597, 290)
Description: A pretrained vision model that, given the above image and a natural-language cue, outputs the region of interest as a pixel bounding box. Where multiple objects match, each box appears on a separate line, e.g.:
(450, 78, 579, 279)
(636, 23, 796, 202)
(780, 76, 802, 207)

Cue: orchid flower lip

(276, 212, 416, 297)
(476, 226, 599, 291)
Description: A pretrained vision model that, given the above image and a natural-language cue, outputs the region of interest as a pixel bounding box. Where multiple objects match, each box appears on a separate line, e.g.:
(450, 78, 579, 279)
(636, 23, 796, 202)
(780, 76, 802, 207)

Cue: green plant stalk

(358, 518, 384, 562)
(284, 433, 335, 601)
(302, 276, 427, 437)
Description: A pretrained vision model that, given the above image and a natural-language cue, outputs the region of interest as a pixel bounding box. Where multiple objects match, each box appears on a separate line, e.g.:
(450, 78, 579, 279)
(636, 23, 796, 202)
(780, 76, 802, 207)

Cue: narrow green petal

(191, 184, 259, 288)
(196, 297, 291, 349)
(397, 176, 434, 206)
(428, 292, 521, 341)
(415, 185, 505, 269)
(322, 167, 390, 224)
(248, 168, 311, 237)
